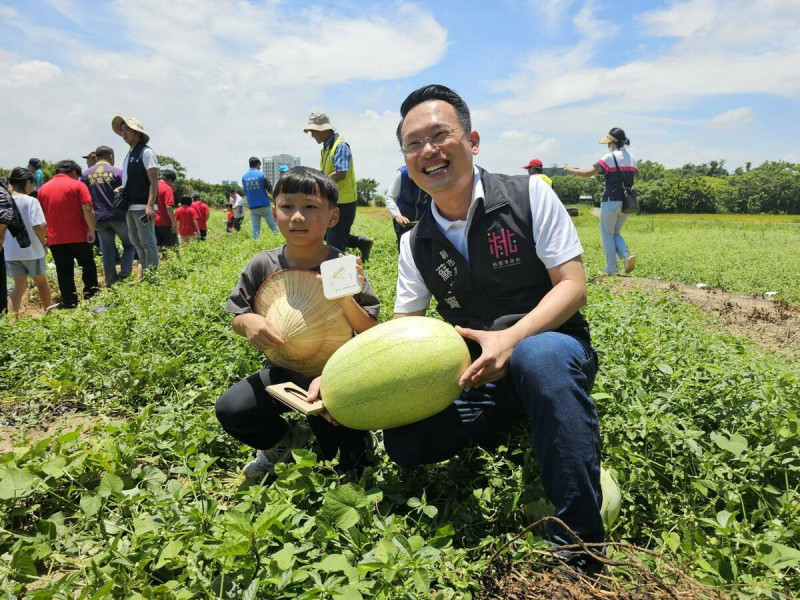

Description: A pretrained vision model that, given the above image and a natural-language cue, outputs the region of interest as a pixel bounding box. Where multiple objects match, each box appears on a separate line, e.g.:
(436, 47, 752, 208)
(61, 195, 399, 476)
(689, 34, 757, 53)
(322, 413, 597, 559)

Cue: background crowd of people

(3, 108, 637, 316)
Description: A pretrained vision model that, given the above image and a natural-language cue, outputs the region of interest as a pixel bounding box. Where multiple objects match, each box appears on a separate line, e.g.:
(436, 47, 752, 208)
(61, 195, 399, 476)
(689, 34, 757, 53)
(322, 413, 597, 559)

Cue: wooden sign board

(266, 382, 325, 415)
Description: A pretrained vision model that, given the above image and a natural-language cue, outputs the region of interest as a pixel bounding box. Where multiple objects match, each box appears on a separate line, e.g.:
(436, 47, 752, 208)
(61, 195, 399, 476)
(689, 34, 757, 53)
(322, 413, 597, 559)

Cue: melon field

(1, 209, 799, 599)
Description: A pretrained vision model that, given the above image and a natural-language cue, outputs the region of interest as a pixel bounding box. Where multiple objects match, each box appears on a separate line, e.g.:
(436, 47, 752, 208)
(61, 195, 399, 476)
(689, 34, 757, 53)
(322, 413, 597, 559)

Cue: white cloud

(0, 1, 447, 191)
(639, 0, 718, 38)
(708, 106, 753, 128)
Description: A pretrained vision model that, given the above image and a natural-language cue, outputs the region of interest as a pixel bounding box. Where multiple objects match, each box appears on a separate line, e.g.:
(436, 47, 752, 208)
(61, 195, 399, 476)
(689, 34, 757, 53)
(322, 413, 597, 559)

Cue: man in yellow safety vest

(304, 112, 374, 261)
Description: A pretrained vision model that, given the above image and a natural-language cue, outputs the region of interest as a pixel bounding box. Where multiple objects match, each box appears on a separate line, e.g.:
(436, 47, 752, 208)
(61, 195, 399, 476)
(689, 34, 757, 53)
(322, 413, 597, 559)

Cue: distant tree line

(552, 159, 800, 214)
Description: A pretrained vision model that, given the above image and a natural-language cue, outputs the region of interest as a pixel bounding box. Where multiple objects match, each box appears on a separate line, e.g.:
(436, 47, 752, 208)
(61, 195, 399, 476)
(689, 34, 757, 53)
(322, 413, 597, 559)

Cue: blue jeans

(250, 206, 277, 239)
(126, 209, 159, 270)
(383, 331, 603, 545)
(600, 201, 630, 275)
(95, 219, 135, 285)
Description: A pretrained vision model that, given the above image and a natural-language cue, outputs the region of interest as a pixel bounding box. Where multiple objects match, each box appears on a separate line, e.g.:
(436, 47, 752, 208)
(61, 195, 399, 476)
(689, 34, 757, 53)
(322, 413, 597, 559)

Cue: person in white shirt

(4, 167, 52, 311)
(383, 84, 605, 578)
(228, 189, 245, 231)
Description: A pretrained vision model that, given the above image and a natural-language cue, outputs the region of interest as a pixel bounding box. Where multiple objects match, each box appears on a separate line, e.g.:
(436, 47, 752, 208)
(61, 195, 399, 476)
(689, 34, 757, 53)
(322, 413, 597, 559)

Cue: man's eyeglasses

(400, 128, 464, 157)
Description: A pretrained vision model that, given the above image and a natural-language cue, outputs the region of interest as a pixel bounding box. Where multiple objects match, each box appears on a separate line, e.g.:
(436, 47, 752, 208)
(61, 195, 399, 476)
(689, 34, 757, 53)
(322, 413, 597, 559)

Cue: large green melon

(320, 317, 471, 430)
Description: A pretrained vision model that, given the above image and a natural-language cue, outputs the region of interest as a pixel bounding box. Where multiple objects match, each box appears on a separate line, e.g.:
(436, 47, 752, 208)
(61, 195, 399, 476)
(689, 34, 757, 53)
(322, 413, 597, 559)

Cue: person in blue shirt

(27, 158, 45, 193)
(241, 157, 279, 239)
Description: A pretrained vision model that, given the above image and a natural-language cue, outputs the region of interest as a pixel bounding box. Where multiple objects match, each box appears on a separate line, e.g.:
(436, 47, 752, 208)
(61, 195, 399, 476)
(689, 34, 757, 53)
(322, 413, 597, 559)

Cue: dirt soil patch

(0, 409, 96, 454)
(614, 278, 800, 360)
(479, 553, 730, 600)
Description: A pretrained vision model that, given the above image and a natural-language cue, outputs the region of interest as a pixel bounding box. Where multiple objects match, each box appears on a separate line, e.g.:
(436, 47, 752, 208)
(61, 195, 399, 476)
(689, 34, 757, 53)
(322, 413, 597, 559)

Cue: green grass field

(1, 210, 798, 598)
(572, 212, 800, 304)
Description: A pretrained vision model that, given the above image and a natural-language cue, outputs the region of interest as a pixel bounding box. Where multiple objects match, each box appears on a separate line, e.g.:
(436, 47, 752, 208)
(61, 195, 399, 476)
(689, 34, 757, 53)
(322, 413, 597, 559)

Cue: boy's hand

(243, 314, 284, 350)
(306, 376, 340, 426)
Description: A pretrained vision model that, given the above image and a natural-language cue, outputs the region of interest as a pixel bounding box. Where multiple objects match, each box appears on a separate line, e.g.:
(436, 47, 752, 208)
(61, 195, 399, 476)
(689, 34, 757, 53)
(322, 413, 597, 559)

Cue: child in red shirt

(175, 196, 200, 243)
(225, 203, 234, 233)
(192, 192, 210, 240)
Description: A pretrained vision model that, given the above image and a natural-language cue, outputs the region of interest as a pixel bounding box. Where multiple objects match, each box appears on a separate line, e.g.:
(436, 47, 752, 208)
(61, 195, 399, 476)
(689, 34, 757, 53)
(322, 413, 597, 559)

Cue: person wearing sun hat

(304, 112, 374, 261)
(522, 158, 553, 187)
(112, 115, 160, 272)
(564, 127, 636, 276)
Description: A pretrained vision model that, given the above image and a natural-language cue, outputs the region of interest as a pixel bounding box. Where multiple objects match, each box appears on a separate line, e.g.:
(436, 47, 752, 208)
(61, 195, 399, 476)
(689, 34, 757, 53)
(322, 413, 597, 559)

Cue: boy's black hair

(55, 159, 81, 175)
(249, 156, 261, 168)
(397, 84, 471, 145)
(162, 170, 177, 182)
(272, 166, 338, 206)
(180, 195, 192, 206)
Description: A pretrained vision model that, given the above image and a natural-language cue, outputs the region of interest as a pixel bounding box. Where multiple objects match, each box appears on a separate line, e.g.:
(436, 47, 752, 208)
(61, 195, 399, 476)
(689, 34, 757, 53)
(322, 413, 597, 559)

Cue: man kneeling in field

(385, 85, 604, 576)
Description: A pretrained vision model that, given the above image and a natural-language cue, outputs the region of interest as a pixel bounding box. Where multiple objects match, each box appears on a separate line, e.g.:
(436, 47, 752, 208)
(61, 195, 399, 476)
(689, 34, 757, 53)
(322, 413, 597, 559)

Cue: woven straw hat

(254, 269, 353, 377)
(111, 115, 150, 144)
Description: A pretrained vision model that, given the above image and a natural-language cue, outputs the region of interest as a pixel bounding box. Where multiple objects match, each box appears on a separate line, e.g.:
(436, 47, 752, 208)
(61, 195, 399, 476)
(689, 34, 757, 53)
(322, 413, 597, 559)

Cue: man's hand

(456, 327, 520, 391)
(306, 376, 340, 426)
(145, 204, 156, 219)
(86, 230, 96, 244)
(395, 215, 410, 226)
(241, 314, 285, 351)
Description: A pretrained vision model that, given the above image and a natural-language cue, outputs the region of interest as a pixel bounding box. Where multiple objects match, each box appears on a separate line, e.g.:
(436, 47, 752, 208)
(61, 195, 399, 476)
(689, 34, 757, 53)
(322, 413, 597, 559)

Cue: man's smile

(422, 160, 449, 175)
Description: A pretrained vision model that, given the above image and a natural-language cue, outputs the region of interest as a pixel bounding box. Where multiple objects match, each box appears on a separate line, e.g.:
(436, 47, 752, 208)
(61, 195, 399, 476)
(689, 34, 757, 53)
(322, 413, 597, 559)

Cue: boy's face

(273, 192, 338, 246)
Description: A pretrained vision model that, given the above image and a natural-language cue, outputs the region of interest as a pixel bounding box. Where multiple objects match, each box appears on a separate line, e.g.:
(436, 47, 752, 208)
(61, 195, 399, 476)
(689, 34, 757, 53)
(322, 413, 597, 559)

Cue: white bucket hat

(303, 112, 335, 133)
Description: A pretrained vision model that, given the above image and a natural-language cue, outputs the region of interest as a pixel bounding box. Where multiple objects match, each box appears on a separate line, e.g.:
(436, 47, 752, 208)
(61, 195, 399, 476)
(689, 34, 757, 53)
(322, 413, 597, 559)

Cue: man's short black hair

(55, 159, 81, 175)
(162, 170, 177, 182)
(249, 156, 261, 168)
(272, 166, 338, 207)
(397, 84, 471, 145)
(95, 146, 114, 160)
(180, 195, 192, 206)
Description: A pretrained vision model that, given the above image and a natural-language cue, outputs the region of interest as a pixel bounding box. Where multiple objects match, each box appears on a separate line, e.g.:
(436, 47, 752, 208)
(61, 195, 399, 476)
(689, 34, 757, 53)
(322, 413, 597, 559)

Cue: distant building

(221, 179, 239, 186)
(262, 154, 302, 184)
(543, 165, 566, 177)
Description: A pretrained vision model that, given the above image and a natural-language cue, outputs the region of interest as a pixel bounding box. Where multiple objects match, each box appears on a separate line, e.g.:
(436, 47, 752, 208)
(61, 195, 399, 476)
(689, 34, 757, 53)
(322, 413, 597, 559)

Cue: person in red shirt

(175, 196, 201, 243)
(155, 171, 178, 250)
(191, 192, 210, 240)
(37, 159, 99, 308)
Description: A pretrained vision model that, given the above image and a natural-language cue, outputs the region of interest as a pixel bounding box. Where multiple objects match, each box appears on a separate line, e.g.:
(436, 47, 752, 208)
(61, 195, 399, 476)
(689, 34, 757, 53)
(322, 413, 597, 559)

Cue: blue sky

(2, 0, 799, 191)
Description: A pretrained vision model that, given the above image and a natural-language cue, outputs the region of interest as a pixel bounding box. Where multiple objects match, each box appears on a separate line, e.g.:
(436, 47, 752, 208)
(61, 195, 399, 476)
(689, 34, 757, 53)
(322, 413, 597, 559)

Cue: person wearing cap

(112, 115, 160, 271)
(37, 159, 99, 308)
(382, 85, 603, 578)
(303, 112, 374, 261)
(228, 188, 245, 232)
(81, 146, 135, 285)
(241, 157, 278, 239)
(82, 152, 97, 171)
(384, 164, 431, 249)
(27, 158, 45, 192)
(278, 164, 290, 175)
(564, 128, 636, 276)
(192, 192, 210, 239)
(522, 158, 553, 187)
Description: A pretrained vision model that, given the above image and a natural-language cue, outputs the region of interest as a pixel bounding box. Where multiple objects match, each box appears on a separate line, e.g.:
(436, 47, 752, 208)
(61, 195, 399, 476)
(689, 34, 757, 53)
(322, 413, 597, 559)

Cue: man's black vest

(409, 168, 590, 346)
(397, 166, 431, 222)
(125, 143, 152, 205)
